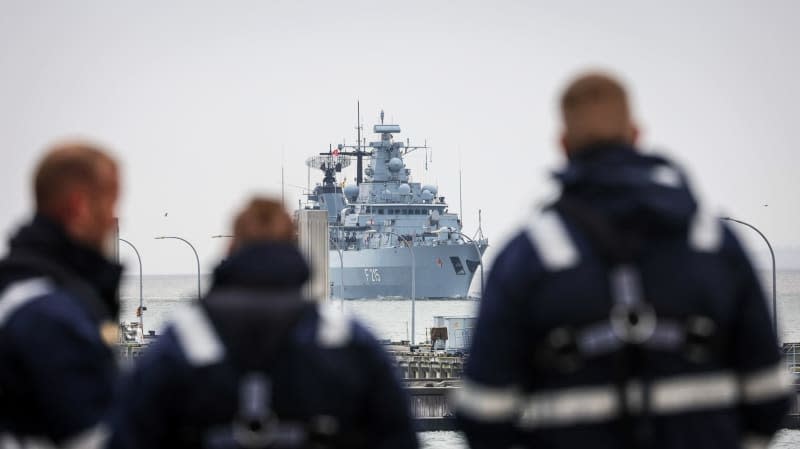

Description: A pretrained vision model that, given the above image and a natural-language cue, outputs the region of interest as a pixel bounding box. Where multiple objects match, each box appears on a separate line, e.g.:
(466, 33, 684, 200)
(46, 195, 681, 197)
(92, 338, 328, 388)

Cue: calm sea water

(119, 270, 800, 448)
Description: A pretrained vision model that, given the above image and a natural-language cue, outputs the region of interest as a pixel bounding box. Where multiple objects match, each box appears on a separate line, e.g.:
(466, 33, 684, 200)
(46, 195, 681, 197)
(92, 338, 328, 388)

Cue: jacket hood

(212, 241, 310, 291)
(554, 142, 698, 231)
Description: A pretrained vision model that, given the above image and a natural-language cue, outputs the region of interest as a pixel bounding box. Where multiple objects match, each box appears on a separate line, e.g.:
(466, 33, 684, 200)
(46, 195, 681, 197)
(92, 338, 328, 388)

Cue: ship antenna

(474, 209, 485, 241)
(459, 167, 463, 228)
(356, 101, 364, 185)
(380, 109, 384, 125)
(458, 149, 463, 228)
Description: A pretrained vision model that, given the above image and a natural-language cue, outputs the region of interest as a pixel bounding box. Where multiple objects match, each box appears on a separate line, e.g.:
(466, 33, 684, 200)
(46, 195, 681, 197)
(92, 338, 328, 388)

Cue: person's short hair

(232, 197, 295, 250)
(560, 72, 633, 150)
(34, 140, 118, 214)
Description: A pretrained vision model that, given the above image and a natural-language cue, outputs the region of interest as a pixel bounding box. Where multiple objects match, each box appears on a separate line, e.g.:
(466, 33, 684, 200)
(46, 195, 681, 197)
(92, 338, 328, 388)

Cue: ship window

(450, 256, 466, 275)
(378, 208, 384, 214)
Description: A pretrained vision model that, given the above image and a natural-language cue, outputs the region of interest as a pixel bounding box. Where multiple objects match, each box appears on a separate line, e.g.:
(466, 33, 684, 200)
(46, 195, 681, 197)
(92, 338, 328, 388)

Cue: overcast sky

(1, 0, 799, 276)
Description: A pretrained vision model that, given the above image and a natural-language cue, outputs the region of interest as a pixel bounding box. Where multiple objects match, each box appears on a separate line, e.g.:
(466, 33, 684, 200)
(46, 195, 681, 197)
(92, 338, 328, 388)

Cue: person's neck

(568, 140, 636, 161)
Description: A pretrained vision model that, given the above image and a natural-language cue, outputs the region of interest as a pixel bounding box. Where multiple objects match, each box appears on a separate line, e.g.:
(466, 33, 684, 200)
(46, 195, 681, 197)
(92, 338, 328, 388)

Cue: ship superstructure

(303, 110, 487, 299)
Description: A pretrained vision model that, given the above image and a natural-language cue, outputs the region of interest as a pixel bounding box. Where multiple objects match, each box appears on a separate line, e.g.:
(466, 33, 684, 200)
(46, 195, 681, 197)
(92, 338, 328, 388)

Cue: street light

(721, 217, 777, 332)
(368, 229, 416, 345)
(155, 236, 202, 300)
(329, 236, 345, 312)
(119, 238, 144, 333)
(435, 227, 485, 299)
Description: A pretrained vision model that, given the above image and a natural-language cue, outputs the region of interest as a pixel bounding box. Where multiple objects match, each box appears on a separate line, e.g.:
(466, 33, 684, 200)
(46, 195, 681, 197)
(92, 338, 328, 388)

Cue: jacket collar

(212, 242, 310, 292)
(554, 142, 698, 230)
(7, 214, 122, 318)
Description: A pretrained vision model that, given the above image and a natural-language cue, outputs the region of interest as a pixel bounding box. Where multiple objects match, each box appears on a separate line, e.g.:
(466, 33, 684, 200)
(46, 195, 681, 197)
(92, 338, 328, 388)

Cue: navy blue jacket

(110, 242, 418, 449)
(0, 215, 121, 447)
(454, 144, 791, 449)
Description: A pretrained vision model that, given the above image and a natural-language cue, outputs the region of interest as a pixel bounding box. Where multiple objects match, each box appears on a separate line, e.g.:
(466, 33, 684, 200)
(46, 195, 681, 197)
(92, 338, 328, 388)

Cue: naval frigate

(302, 109, 488, 299)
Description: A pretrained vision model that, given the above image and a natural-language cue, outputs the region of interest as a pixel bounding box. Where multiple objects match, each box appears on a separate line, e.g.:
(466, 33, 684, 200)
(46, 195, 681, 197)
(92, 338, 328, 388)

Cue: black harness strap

(552, 196, 653, 449)
(198, 294, 367, 449)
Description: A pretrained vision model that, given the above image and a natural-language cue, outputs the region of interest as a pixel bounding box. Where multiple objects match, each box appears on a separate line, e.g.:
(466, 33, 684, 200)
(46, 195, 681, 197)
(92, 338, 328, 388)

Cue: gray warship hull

(329, 243, 484, 299)
(302, 109, 488, 301)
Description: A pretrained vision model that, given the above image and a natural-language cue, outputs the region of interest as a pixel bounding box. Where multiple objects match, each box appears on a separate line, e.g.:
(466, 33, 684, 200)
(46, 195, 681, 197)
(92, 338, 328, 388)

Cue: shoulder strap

(0, 251, 112, 322)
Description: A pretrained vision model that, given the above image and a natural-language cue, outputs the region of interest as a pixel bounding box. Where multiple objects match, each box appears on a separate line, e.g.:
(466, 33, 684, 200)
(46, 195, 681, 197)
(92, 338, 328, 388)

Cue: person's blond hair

(560, 72, 636, 152)
(231, 197, 295, 251)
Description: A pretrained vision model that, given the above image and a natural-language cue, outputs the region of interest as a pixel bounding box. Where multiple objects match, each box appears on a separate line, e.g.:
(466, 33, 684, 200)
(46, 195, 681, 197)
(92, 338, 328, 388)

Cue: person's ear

(560, 131, 571, 157)
(63, 188, 89, 223)
(629, 124, 639, 146)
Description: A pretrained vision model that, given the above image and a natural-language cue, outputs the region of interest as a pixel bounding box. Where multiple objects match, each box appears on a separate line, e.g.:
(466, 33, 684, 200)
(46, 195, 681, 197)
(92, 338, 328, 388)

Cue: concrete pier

(406, 386, 458, 431)
(395, 353, 464, 381)
(783, 343, 800, 428)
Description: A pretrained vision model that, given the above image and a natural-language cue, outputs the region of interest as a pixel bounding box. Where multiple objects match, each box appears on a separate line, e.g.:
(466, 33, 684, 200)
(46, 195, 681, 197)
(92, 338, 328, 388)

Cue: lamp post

(721, 217, 777, 332)
(369, 229, 416, 345)
(119, 238, 144, 332)
(435, 227, 485, 299)
(155, 236, 201, 300)
(329, 236, 345, 312)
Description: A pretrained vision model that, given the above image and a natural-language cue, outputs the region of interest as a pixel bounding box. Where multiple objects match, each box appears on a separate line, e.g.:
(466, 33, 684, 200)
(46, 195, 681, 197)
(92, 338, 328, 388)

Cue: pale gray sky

(1, 0, 799, 276)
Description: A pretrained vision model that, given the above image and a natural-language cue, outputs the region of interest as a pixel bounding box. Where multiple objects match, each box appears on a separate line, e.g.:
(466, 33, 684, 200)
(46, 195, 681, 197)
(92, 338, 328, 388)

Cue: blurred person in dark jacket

(110, 197, 418, 449)
(453, 72, 791, 449)
(0, 141, 122, 448)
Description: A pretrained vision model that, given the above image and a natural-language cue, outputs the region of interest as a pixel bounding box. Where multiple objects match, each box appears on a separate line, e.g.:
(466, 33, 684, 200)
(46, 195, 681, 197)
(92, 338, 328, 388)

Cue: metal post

(721, 217, 777, 332)
(386, 231, 416, 345)
(155, 236, 202, 300)
(118, 238, 144, 332)
(329, 236, 345, 312)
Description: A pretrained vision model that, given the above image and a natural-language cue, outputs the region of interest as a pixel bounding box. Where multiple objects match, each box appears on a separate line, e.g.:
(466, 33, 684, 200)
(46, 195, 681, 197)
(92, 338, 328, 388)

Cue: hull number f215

(364, 268, 381, 283)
